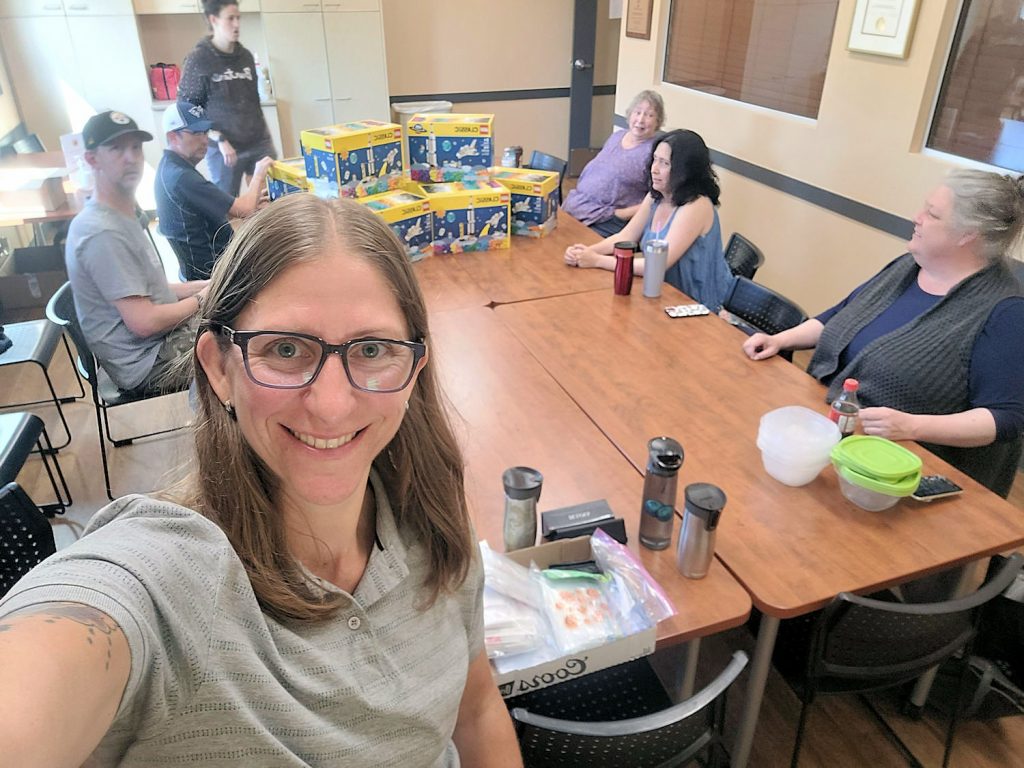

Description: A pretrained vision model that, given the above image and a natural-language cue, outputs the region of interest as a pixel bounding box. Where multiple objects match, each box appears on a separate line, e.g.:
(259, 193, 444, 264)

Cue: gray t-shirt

(0, 471, 484, 766)
(64, 200, 178, 390)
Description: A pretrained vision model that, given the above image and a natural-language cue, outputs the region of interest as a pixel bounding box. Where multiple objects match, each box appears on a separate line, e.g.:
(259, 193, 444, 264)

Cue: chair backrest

(511, 651, 748, 768)
(46, 281, 98, 385)
(526, 150, 568, 206)
(12, 133, 45, 154)
(723, 277, 807, 337)
(812, 554, 1024, 690)
(724, 233, 765, 280)
(0, 482, 56, 597)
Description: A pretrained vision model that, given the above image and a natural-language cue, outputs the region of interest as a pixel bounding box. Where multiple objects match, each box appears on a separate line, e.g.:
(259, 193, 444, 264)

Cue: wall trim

(613, 115, 914, 239)
(392, 84, 616, 104)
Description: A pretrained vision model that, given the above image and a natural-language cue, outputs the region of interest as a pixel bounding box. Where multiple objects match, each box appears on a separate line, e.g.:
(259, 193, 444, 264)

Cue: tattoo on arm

(0, 604, 120, 671)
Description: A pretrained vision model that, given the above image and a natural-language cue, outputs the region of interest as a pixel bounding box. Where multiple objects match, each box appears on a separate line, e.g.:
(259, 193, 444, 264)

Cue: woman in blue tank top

(565, 129, 735, 310)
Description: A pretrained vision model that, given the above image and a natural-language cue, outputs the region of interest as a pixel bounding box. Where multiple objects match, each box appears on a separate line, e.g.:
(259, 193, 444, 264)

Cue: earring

(222, 400, 236, 419)
(405, 400, 410, 411)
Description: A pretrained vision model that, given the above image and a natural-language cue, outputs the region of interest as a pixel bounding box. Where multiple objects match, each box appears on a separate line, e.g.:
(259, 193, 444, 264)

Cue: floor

(2, 229, 1022, 766)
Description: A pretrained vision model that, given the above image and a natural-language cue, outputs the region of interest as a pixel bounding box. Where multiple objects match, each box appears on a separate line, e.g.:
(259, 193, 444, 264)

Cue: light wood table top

(496, 288, 1024, 618)
(411, 254, 489, 313)
(429, 306, 751, 647)
(445, 211, 612, 305)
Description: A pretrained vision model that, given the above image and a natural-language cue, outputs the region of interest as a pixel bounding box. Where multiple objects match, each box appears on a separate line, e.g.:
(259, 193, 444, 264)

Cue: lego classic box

(406, 113, 494, 170)
(402, 179, 510, 254)
(489, 167, 560, 237)
(300, 120, 403, 199)
(266, 157, 310, 201)
(357, 190, 433, 262)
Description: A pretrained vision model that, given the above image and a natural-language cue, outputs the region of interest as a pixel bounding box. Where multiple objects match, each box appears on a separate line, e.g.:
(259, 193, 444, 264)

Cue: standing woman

(0, 196, 521, 767)
(743, 170, 1024, 497)
(179, 0, 277, 196)
(565, 129, 735, 311)
(562, 89, 665, 237)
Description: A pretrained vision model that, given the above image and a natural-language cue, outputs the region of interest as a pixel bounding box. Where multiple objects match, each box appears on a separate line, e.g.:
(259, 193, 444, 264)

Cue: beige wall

(382, 0, 620, 160)
(614, 0, 973, 312)
(0, 45, 20, 140)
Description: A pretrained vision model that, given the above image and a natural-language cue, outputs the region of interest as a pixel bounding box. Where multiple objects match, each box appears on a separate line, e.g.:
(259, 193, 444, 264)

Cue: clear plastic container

(759, 445, 832, 486)
(836, 467, 902, 511)
(756, 406, 841, 485)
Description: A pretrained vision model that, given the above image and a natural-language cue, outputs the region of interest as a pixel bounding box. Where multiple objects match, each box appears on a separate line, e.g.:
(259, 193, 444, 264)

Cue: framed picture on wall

(625, 0, 653, 40)
(848, 0, 920, 58)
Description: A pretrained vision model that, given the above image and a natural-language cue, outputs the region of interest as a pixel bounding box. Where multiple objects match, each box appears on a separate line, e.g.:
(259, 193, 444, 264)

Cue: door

(567, 0, 597, 158)
(263, 10, 333, 154)
(322, 9, 389, 124)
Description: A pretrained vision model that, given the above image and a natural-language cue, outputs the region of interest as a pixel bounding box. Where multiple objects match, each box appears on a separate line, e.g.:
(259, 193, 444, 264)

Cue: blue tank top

(641, 199, 735, 310)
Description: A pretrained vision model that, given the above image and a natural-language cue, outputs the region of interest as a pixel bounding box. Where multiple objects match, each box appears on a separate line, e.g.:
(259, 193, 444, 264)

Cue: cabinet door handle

(302, 2, 319, 6)
(43, 3, 63, 8)
(314, 97, 331, 101)
(334, 97, 352, 101)
(67, 3, 87, 8)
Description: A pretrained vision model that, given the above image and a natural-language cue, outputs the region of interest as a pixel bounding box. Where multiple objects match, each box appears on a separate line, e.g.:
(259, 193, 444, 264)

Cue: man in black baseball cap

(155, 100, 270, 280)
(65, 109, 208, 395)
(82, 110, 154, 151)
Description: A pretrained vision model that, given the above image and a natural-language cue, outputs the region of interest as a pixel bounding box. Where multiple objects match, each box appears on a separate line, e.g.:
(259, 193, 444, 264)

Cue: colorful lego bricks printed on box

(490, 167, 560, 238)
(402, 178, 510, 254)
(406, 113, 494, 170)
(266, 156, 310, 201)
(356, 190, 433, 262)
(300, 120, 404, 199)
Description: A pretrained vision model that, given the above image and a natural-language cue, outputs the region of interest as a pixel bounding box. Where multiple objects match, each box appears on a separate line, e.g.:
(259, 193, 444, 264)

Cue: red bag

(149, 63, 180, 101)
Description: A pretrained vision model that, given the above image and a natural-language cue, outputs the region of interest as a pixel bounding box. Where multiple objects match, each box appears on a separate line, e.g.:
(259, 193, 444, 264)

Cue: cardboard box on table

(492, 536, 657, 699)
(266, 157, 310, 201)
(300, 120, 403, 199)
(402, 179, 510, 254)
(406, 113, 494, 172)
(489, 167, 560, 238)
(356, 190, 433, 262)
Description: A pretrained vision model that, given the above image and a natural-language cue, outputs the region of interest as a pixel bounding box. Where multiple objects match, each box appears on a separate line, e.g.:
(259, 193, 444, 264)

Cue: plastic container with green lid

(830, 435, 922, 481)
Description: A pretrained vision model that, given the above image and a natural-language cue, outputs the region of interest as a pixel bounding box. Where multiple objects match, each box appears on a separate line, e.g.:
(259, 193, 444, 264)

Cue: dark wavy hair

(648, 129, 720, 207)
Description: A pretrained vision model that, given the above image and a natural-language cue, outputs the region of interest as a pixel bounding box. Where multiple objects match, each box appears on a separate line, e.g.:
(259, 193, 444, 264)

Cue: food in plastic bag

(483, 587, 546, 659)
(536, 568, 623, 654)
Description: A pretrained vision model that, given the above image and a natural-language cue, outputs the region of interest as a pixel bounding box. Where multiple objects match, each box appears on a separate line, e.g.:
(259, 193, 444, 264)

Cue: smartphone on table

(911, 475, 964, 502)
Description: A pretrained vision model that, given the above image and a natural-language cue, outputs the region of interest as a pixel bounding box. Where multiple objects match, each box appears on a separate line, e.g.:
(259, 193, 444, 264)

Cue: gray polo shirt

(64, 199, 178, 390)
(0, 471, 484, 766)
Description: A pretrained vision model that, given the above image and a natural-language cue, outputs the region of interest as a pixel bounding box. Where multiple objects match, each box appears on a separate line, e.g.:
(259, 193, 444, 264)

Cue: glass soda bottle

(829, 378, 860, 437)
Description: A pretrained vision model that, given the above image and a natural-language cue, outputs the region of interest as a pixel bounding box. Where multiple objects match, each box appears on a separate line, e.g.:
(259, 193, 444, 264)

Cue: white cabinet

(260, 0, 319, 12)
(264, 4, 388, 153)
(0, 0, 66, 17)
(64, 0, 132, 14)
(323, 9, 387, 124)
(133, 0, 197, 13)
(262, 11, 332, 154)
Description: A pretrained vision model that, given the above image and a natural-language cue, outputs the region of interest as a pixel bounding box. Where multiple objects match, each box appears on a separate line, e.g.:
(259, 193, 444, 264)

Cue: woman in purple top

(562, 90, 665, 237)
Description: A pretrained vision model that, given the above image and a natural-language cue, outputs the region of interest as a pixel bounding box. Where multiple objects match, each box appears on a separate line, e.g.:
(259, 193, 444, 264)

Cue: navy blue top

(155, 149, 234, 280)
(816, 277, 1024, 441)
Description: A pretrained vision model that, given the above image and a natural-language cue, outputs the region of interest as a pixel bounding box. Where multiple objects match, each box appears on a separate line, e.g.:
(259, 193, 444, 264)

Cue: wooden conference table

(414, 211, 1024, 767)
(496, 287, 1024, 766)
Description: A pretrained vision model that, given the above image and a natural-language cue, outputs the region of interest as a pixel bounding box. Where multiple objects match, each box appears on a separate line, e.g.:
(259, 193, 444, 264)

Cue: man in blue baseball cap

(155, 100, 271, 280)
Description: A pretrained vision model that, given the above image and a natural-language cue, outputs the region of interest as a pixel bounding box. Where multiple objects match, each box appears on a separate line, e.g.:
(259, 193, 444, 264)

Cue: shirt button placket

(347, 615, 362, 631)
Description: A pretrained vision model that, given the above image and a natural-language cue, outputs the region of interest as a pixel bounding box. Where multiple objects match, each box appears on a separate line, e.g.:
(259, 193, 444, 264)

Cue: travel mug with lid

(502, 466, 543, 551)
(676, 482, 727, 578)
(642, 239, 668, 298)
(638, 436, 685, 550)
(613, 241, 636, 296)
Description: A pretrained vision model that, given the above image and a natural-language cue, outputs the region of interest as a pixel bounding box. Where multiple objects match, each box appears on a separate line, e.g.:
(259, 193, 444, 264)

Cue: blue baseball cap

(163, 101, 214, 134)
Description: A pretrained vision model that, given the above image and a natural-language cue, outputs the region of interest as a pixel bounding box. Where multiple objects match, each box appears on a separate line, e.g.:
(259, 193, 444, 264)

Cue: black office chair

(0, 412, 71, 517)
(722, 277, 808, 362)
(46, 282, 190, 500)
(773, 553, 1024, 768)
(11, 133, 45, 154)
(525, 150, 569, 206)
(508, 651, 748, 767)
(724, 233, 766, 280)
(0, 482, 56, 597)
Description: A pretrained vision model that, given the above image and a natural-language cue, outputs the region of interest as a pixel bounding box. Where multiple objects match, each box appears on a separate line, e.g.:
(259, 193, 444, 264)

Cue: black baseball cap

(83, 110, 154, 150)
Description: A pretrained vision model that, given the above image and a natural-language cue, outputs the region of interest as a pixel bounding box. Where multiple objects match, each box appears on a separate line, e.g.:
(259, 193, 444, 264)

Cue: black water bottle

(638, 436, 684, 550)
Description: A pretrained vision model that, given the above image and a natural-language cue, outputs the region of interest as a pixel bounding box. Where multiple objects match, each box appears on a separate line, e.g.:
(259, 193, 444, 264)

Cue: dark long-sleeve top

(816, 277, 1024, 441)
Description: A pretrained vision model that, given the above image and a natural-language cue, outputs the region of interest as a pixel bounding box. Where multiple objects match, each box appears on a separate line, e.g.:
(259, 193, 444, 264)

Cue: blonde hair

(165, 195, 472, 622)
(946, 169, 1024, 264)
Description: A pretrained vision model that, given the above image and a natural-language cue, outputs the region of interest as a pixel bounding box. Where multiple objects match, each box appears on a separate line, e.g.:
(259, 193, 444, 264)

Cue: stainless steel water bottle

(638, 437, 684, 550)
(502, 466, 543, 551)
(676, 483, 727, 578)
(642, 239, 668, 298)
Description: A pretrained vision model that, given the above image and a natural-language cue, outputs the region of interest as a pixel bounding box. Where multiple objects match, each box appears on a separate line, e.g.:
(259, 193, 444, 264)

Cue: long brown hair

(166, 195, 472, 622)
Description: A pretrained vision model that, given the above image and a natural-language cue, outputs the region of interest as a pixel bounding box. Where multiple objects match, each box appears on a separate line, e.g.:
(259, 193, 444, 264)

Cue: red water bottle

(829, 378, 860, 437)
(613, 241, 636, 295)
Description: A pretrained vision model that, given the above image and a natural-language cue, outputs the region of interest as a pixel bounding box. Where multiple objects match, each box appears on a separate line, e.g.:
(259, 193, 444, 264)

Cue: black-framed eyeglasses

(205, 322, 426, 393)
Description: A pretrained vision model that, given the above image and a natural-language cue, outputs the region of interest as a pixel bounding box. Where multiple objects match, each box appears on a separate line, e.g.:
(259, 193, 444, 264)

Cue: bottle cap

(684, 482, 727, 529)
(843, 378, 859, 391)
(502, 466, 543, 501)
(613, 241, 638, 255)
(647, 436, 684, 475)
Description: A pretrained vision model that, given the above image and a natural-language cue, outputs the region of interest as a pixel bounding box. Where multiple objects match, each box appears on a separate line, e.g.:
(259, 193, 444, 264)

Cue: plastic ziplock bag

(591, 527, 676, 627)
(535, 566, 623, 654)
